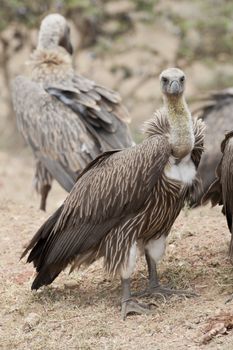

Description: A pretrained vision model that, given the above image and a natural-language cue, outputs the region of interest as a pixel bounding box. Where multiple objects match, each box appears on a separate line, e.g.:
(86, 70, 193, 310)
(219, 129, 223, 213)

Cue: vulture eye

(162, 77, 168, 84)
(180, 76, 185, 83)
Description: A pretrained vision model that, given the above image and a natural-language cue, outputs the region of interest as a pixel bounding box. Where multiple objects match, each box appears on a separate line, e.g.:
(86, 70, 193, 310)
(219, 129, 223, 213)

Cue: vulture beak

(59, 29, 73, 55)
(66, 40, 73, 55)
(169, 80, 180, 95)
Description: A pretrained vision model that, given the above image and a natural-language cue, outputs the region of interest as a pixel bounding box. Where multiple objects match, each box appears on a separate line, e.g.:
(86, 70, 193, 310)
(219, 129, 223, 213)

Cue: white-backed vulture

(202, 130, 233, 261)
(21, 68, 205, 319)
(190, 90, 233, 206)
(11, 14, 133, 210)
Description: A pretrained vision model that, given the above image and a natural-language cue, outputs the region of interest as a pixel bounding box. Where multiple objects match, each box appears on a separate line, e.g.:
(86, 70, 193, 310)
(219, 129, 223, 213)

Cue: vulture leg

(120, 242, 153, 320)
(34, 161, 53, 211)
(40, 184, 51, 211)
(144, 253, 197, 298)
(134, 236, 197, 298)
(121, 278, 152, 320)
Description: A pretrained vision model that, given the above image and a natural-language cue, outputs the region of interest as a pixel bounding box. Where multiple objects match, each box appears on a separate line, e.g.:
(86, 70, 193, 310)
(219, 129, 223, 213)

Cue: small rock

(23, 312, 40, 331)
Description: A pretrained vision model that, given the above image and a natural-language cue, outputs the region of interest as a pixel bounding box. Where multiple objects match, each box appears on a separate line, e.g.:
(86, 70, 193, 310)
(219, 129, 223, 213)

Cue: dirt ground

(1, 150, 233, 350)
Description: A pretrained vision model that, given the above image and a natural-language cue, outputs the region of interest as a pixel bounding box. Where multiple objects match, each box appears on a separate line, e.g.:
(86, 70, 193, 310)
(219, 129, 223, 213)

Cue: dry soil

(0, 150, 233, 350)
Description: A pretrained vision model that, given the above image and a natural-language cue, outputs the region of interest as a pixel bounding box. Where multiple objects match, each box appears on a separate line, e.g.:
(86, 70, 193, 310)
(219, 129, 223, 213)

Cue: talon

(121, 299, 154, 320)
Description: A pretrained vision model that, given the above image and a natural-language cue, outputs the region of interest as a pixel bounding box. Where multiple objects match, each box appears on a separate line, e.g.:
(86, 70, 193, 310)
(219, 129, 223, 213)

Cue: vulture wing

(191, 91, 233, 206)
(191, 117, 205, 169)
(202, 131, 233, 259)
(201, 132, 233, 210)
(45, 72, 133, 151)
(11, 75, 101, 192)
(201, 176, 222, 207)
(22, 135, 171, 289)
(186, 118, 205, 206)
(221, 132, 233, 232)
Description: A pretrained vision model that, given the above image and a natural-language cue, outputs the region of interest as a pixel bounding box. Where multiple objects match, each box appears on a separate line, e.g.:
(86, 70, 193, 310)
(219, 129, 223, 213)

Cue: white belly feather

(165, 154, 196, 185)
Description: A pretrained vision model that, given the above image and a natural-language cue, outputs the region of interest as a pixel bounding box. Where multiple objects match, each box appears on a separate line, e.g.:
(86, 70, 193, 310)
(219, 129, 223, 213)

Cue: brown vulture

(202, 131, 233, 302)
(11, 14, 133, 210)
(202, 130, 233, 261)
(21, 68, 205, 319)
(190, 89, 233, 206)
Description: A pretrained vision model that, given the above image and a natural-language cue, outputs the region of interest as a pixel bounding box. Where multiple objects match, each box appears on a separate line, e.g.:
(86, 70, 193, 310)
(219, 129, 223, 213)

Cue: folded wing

(45, 72, 133, 150)
(22, 135, 171, 289)
(12, 76, 116, 191)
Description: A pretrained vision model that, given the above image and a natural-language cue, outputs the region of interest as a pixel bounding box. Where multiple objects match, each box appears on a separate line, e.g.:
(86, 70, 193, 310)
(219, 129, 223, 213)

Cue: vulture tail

(31, 264, 63, 290)
(21, 205, 64, 281)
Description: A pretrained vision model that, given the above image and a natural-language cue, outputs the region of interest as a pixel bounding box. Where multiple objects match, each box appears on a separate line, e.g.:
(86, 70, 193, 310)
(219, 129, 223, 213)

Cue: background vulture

(191, 89, 233, 206)
(202, 131, 233, 302)
(11, 14, 133, 210)
(21, 68, 205, 319)
(202, 130, 233, 261)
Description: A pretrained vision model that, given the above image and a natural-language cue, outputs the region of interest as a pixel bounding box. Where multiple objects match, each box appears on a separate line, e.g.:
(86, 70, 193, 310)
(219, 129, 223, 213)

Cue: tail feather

(21, 205, 64, 269)
(31, 264, 63, 290)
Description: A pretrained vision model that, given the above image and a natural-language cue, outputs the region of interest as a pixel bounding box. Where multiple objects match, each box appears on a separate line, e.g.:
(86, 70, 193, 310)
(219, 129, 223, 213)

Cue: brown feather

(21, 108, 204, 289)
(191, 91, 233, 206)
(203, 131, 233, 259)
(11, 32, 133, 208)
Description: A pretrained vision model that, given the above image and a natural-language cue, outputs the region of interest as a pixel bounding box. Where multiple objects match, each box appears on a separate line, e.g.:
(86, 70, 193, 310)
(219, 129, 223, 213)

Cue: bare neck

(37, 25, 62, 51)
(164, 94, 194, 159)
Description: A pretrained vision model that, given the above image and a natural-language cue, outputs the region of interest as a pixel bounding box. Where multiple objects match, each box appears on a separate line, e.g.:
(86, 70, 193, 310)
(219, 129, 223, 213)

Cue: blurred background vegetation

(1, 0, 233, 148)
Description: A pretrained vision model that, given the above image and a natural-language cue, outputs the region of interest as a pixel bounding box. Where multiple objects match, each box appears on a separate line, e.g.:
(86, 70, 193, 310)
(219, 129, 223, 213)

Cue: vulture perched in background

(202, 131, 233, 261)
(11, 14, 133, 211)
(190, 90, 233, 206)
(21, 68, 205, 319)
(202, 131, 233, 302)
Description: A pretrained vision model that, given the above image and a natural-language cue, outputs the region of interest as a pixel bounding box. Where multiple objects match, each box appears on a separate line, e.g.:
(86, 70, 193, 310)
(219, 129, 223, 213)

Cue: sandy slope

(0, 150, 233, 350)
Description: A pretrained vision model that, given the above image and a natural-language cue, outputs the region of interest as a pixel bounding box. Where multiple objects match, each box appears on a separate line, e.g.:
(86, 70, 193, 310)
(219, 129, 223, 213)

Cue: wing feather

(221, 134, 233, 232)
(23, 135, 171, 283)
(11, 76, 101, 190)
(191, 91, 233, 206)
(201, 131, 233, 213)
(45, 72, 133, 150)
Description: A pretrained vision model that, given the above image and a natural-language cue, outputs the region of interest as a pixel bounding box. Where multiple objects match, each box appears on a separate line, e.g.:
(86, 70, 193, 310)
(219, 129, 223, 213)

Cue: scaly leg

(134, 253, 197, 298)
(40, 184, 51, 211)
(120, 242, 153, 319)
(121, 278, 153, 320)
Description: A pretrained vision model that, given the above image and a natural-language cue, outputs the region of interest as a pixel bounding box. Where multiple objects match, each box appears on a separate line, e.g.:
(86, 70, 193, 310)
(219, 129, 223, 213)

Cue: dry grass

(1, 150, 233, 350)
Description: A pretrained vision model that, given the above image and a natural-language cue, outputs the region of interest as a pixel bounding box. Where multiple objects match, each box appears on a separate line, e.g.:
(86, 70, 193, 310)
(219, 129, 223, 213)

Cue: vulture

(21, 68, 205, 319)
(190, 90, 233, 206)
(202, 131, 233, 303)
(202, 131, 233, 261)
(11, 13, 133, 211)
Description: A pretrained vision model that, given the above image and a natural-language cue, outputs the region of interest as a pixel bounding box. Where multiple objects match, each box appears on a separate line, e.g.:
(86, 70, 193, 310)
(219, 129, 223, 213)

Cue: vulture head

(160, 68, 185, 96)
(159, 67, 194, 159)
(38, 13, 73, 54)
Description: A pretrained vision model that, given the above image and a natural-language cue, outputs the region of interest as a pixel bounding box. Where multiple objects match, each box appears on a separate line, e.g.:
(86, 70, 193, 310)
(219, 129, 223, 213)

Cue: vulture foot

(121, 299, 154, 320)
